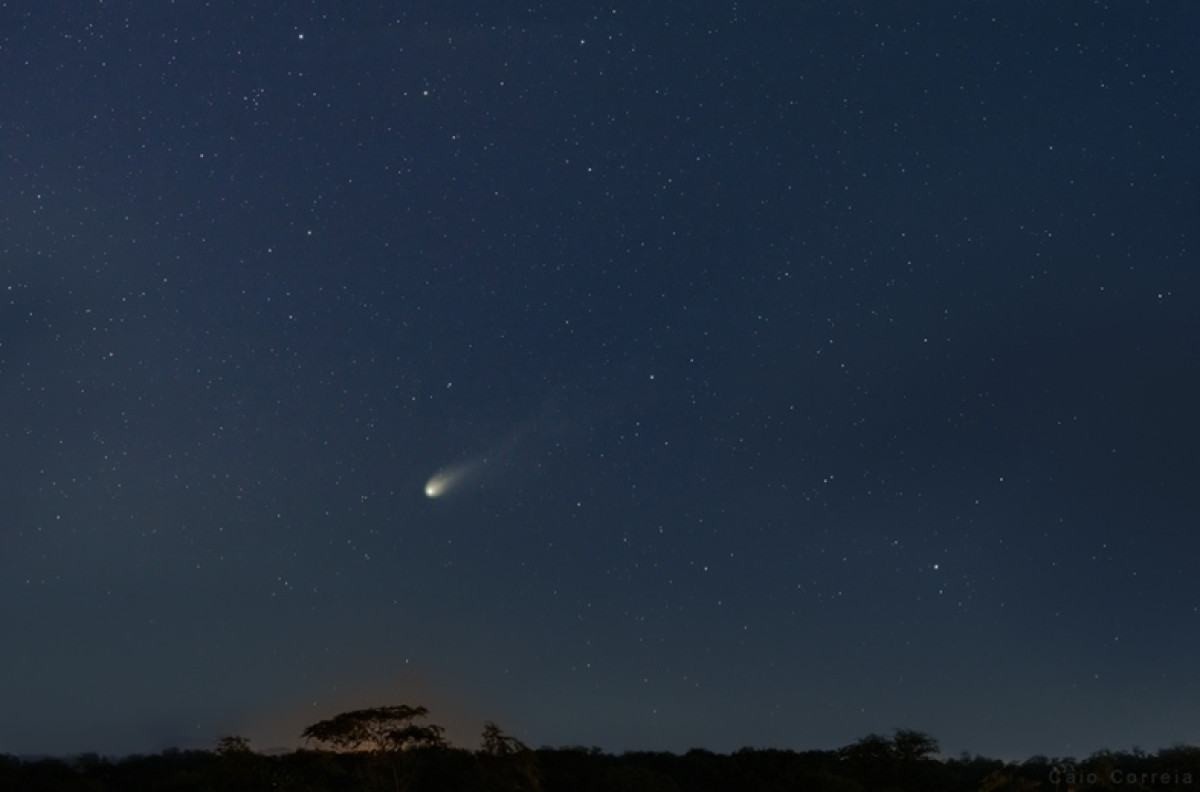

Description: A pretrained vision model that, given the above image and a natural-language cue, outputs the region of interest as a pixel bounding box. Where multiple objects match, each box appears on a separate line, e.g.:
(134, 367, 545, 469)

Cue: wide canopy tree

(302, 705, 446, 754)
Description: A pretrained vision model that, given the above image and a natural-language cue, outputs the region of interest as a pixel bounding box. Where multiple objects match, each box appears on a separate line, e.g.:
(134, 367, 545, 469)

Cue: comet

(424, 427, 526, 499)
(423, 462, 475, 499)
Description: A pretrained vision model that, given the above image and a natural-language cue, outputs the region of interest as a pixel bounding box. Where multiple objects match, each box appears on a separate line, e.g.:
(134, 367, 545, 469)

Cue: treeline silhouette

(3, 703, 1199, 791)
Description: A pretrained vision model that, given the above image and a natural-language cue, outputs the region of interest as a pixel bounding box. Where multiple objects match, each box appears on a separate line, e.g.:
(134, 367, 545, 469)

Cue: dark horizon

(3, 0, 1199, 763)
(8, 724, 1200, 768)
(6, 717, 1200, 792)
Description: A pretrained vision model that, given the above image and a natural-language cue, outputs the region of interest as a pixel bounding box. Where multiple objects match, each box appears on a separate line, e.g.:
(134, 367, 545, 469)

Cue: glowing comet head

(424, 475, 448, 498)
(424, 464, 472, 499)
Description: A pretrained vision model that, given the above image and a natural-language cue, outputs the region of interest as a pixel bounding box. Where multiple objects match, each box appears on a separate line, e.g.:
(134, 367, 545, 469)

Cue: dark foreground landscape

(4, 705, 1199, 792)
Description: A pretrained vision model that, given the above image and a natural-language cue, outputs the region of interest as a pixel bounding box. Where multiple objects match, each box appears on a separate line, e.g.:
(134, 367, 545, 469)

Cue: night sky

(3, 0, 1199, 761)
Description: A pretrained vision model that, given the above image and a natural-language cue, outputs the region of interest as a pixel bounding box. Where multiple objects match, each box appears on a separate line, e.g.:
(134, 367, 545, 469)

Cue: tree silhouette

(302, 704, 447, 792)
(482, 721, 530, 757)
(302, 704, 446, 754)
(10, 729, 1200, 792)
(839, 732, 894, 764)
(215, 734, 253, 755)
(479, 721, 542, 792)
(892, 728, 939, 762)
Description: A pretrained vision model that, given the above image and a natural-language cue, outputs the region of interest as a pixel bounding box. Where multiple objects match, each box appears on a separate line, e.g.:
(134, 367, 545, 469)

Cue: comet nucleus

(424, 463, 473, 499)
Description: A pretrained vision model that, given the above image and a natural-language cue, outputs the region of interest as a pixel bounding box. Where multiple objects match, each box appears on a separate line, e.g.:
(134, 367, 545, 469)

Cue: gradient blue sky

(2, 0, 1198, 759)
